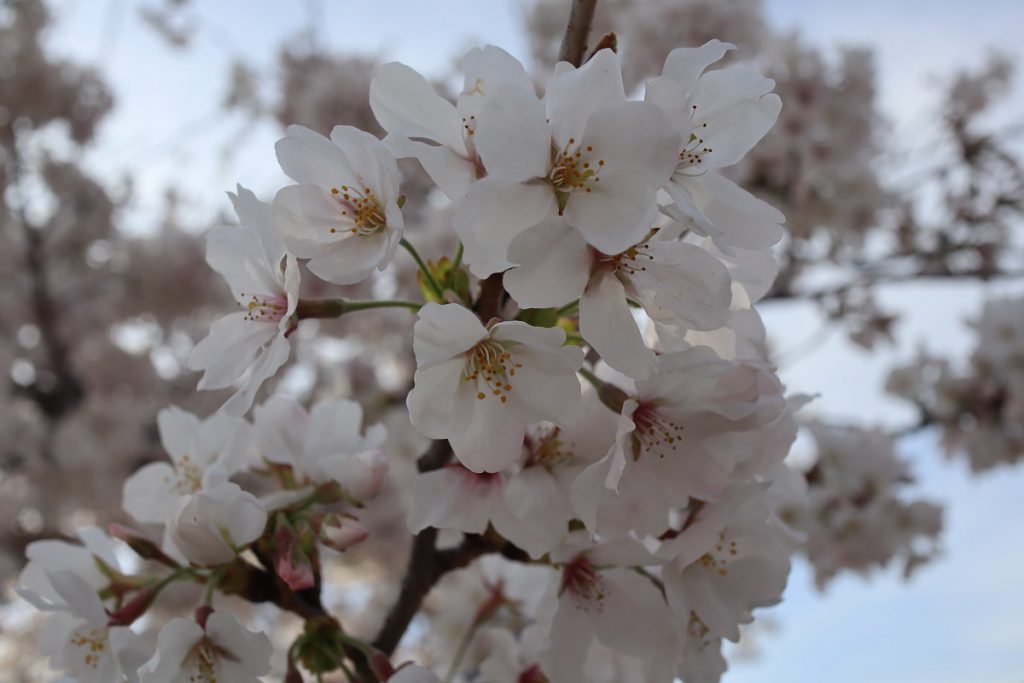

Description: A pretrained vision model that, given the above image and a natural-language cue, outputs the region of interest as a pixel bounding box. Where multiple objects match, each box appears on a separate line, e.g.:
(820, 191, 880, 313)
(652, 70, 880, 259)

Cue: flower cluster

(888, 296, 1024, 472)
(786, 423, 943, 587)
(19, 40, 803, 683)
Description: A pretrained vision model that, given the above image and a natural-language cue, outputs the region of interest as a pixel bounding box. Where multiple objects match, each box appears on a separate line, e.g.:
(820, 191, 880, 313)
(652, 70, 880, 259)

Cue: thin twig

(558, 0, 599, 67)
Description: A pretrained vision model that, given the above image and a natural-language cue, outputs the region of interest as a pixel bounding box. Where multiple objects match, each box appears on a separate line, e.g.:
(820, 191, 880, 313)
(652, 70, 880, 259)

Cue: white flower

(645, 40, 784, 252)
(407, 464, 550, 558)
(657, 486, 795, 644)
(122, 406, 252, 525)
(253, 395, 388, 500)
(454, 49, 681, 276)
(22, 570, 151, 683)
(535, 537, 678, 683)
(370, 45, 534, 199)
(571, 347, 791, 536)
(19, 528, 121, 604)
(407, 303, 584, 472)
(504, 218, 731, 379)
(139, 611, 271, 683)
(167, 483, 267, 566)
(273, 124, 404, 284)
(188, 185, 300, 416)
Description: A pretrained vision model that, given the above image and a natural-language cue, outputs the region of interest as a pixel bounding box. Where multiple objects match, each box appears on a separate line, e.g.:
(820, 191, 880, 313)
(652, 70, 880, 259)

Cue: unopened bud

(319, 513, 368, 552)
(107, 586, 158, 627)
(194, 605, 214, 629)
(275, 523, 316, 591)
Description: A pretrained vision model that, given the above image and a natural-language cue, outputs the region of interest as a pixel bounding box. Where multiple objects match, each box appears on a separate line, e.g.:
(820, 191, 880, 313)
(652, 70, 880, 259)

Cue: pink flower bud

(319, 513, 368, 552)
(275, 523, 315, 591)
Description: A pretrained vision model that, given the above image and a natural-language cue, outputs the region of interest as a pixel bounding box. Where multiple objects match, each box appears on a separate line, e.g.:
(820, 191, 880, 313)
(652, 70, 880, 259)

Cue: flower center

(596, 242, 654, 277)
(460, 114, 487, 178)
(525, 426, 575, 468)
(70, 625, 108, 669)
(330, 185, 386, 236)
(696, 531, 738, 577)
(559, 554, 607, 611)
(549, 137, 605, 202)
(631, 400, 683, 459)
(676, 109, 712, 175)
(165, 453, 204, 495)
(463, 339, 521, 404)
(240, 293, 288, 323)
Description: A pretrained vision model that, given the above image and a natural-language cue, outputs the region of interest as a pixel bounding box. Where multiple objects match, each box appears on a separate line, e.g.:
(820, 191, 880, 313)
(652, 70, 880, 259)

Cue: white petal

(306, 231, 392, 285)
(275, 124, 359, 187)
(122, 462, 182, 524)
(579, 272, 656, 380)
(449, 394, 526, 473)
(140, 618, 202, 680)
(661, 40, 735, 93)
(370, 62, 465, 153)
(407, 467, 493, 535)
(475, 85, 550, 183)
(546, 49, 625, 146)
(413, 303, 487, 367)
(563, 169, 659, 255)
(633, 240, 732, 331)
(156, 405, 200, 462)
(189, 313, 277, 390)
(690, 67, 780, 168)
(582, 101, 680, 184)
(458, 44, 534, 117)
(386, 134, 476, 200)
(206, 612, 272, 676)
(220, 332, 291, 417)
(453, 178, 555, 277)
(272, 184, 354, 256)
(407, 358, 475, 439)
(504, 219, 591, 309)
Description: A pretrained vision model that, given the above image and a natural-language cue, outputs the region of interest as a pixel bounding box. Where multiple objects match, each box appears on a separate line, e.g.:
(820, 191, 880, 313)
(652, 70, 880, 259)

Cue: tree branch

(558, 0, 598, 67)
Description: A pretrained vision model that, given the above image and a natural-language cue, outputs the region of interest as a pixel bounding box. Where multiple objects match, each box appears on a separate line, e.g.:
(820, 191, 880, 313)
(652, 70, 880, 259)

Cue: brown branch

(558, 0, 599, 67)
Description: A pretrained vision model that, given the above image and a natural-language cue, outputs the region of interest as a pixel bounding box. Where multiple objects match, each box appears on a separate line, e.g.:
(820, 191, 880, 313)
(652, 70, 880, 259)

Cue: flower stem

(577, 366, 604, 392)
(557, 299, 580, 316)
(400, 237, 444, 299)
(297, 298, 421, 319)
(453, 241, 464, 269)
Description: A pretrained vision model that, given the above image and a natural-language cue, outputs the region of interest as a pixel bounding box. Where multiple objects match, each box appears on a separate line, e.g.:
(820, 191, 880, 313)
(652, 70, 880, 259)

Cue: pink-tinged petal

(579, 272, 656, 380)
(700, 172, 785, 250)
(475, 85, 550, 183)
(305, 231, 392, 285)
(156, 405, 200, 462)
(449, 394, 527, 473)
(228, 185, 287, 271)
(458, 45, 534, 117)
(109, 626, 153, 683)
(413, 303, 488, 367)
(221, 332, 291, 417)
(661, 40, 735, 93)
(453, 178, 555, 277)
(662, 177, 716, 238)
(272, 184, 354, 256)
(370, 62, 465, 153)
(122, 462, 181, 524)
(539, 590, 594, 682)
(569, 448, 613, 531)
(563, 169, 659, 255)
(633, 240, 732, 331)
(504, 468, 571, 555)
(407, 358, 475, 439)
(189, 312, 277, 390)
(385, 134, 476, 200)
(504, 219, 591, 309)
(546, 48, 626, 146)
(582, 101, 681, 184)
(275, 124, 359, 187)
(690, 67, 780, 168)
(206, 612, 272, 676)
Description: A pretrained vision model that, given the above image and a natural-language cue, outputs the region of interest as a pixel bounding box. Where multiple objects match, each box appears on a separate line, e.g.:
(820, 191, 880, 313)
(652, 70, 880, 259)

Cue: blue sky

(39, 1, 1024, 681)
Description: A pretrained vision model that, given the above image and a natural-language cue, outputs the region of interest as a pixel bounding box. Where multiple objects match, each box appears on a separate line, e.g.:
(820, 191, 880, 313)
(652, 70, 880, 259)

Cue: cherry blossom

(645, 40, 784, 252)
(252, 395, 388, 500)
(273, 124, 404, 284)
(407, 303, 584, 472)
(167, 482, 268, 566)
(122, 406, 252, 525)
(138, 611, 271, 683)
(453, 49, 681, 276)
(370, 45, 534, 200)
(504, 218, 732, 378)
(188, 186, 300, 416)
